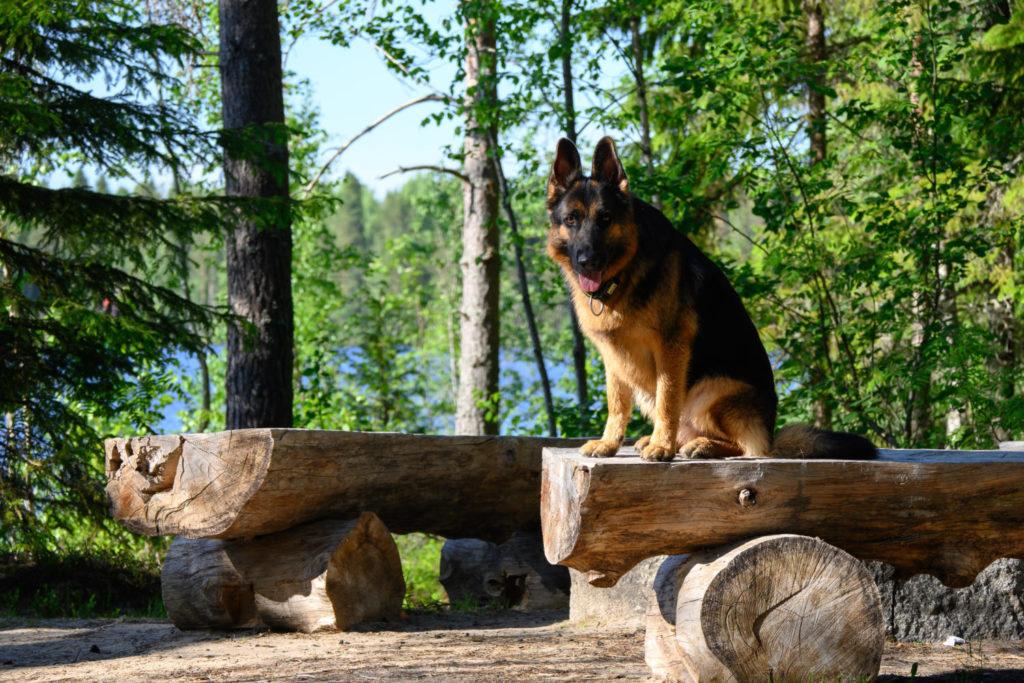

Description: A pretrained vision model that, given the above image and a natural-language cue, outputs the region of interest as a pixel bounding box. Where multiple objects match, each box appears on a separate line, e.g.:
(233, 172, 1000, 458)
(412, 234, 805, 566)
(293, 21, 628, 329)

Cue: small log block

(440, 531, 569, 610)
(646, 536, 884, 682)
(161, 513, 404, 632)
(105, 429, 580, 540)
(542, 447, 1024, 588)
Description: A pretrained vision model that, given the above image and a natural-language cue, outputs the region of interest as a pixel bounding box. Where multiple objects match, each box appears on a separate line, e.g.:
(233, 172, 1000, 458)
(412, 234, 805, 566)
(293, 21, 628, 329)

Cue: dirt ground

(2, 611, 1024, 682)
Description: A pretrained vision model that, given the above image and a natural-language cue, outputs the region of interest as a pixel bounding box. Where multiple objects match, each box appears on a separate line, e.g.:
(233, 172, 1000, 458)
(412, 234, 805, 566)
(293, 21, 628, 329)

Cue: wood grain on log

(541, 446, 1024, 588)
(645, 537, 883, 682)
(162, 513, 403, 632)
(105, 430, 580, 540)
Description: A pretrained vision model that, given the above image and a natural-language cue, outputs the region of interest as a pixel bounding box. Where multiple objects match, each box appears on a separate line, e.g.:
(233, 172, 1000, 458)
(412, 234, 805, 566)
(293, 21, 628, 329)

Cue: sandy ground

(2, 611, 1024, 682)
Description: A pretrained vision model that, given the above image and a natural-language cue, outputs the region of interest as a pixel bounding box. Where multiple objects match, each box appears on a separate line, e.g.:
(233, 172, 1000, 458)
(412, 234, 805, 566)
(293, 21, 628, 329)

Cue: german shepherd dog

(546, 136, 876, 462)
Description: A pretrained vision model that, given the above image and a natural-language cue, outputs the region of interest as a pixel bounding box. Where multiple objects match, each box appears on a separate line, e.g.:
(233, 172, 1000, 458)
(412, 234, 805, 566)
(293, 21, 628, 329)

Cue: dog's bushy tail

(770, 424, 877, 460)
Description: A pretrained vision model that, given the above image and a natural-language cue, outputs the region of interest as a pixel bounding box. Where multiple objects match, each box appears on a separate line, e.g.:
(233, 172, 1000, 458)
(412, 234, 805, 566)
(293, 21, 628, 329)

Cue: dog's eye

(564, 212, 579, 227)
(597, 212, 611, 227)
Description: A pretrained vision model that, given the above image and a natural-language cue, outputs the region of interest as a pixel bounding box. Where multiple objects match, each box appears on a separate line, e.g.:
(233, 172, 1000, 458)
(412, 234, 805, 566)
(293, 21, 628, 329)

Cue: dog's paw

(580, 439, 621, 458)
(679, 437, 733, 460)
(640, 440, 676, 462)
(634, 435, 651, 451)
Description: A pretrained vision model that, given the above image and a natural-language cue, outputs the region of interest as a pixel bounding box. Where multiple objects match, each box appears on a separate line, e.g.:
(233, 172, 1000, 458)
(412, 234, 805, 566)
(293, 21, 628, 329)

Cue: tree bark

(804, 0, 833, 430)
(105, 429, 583, 541)
(220, 0, 294, 429)
(645, 537, 884, 682)
(805, 0, 827, 165)
(560, 0, 589, 426)
(161, 513, 404, 632)
(541, 445, 1024, 588)
(456, 1, 501, 436)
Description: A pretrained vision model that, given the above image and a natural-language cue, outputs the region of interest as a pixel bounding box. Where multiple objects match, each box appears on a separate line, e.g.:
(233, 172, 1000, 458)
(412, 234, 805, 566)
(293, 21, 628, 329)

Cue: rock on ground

(871, 559, 1024, 641)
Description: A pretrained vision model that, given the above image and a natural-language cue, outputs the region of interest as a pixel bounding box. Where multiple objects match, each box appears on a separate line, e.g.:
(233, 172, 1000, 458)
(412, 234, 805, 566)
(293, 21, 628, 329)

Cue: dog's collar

(587, 274, 621, 302)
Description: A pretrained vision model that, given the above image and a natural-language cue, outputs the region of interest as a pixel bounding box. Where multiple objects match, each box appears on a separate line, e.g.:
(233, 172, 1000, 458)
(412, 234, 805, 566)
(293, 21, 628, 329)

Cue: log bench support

(541, 445, 1024, 681)
(646, 536, 884, 682)
(161, 513, 404, 633)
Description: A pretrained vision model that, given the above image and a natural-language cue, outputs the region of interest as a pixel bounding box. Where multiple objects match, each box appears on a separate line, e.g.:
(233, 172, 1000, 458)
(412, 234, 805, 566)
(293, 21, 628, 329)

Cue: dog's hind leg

(681, 377, 772, 459)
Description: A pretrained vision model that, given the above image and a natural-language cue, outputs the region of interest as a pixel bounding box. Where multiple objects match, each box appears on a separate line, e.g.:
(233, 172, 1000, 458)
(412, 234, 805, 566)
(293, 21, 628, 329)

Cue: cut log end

(646, 535, 884, 682)
(162, 513, 404, 633)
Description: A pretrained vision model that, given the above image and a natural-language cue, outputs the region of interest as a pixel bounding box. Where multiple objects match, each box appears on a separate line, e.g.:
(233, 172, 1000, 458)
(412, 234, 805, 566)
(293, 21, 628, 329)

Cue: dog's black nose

(577, 249, 598, 268)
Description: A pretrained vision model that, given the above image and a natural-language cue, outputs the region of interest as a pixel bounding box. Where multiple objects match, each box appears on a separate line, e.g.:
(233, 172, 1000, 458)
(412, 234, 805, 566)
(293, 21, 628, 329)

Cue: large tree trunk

(161, 513, 404, 632)
(220, 0, 294, 429)
(646, 537, 884, 682)
(560, 0, 589, 426)
(541, 445, 1024, 589)
(456, 1, 500, 436)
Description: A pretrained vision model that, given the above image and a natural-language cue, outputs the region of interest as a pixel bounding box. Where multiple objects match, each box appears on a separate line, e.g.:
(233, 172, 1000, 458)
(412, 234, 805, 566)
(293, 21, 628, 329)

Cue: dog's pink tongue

(578, 271, 603, 294)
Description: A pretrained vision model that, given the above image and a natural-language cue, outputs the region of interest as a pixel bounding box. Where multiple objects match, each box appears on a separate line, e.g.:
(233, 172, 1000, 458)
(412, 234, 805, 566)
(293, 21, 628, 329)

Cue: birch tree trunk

(220, 0, 294, 429)
(456, 0, 501, 436)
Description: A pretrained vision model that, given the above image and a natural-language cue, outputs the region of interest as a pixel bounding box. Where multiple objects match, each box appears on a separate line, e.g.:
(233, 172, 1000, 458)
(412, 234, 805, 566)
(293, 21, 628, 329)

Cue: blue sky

(61, 3, 628, 198)
(287, 32, 459, 196)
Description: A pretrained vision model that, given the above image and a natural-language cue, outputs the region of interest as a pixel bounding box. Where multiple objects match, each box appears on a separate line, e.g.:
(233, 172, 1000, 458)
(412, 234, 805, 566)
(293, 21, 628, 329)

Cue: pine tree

(0, 1, 222, 550)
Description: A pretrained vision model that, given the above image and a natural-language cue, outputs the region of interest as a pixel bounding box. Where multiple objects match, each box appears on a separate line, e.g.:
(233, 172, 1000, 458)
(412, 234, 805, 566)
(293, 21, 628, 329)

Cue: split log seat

(541, 446, 1024, 681)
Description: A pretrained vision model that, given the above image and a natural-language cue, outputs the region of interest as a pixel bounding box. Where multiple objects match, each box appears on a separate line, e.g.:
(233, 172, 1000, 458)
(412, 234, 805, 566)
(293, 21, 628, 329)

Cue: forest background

(2, 0, 1022, 615)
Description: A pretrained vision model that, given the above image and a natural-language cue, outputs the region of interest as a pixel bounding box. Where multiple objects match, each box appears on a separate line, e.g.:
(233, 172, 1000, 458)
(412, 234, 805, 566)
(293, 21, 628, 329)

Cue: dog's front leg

(641, 347, 688, 462)
(580, 371, 632, 457)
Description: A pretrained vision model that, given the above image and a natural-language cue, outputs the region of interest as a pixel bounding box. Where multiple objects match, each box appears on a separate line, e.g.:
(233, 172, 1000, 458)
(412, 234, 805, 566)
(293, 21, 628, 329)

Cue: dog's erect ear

(548, 138, 582, 198)
(591, 136, 628, 193)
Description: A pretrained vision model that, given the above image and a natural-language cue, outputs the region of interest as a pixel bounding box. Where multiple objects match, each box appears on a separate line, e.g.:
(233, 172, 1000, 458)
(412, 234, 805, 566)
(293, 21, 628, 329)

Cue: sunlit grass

(394, 533, 446, 610)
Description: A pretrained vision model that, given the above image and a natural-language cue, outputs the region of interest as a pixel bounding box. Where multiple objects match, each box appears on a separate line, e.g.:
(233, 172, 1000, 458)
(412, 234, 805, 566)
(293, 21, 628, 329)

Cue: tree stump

(162, 513, 404, 632)
(645, 535, 884, 682)
(440, 531, 569, 610)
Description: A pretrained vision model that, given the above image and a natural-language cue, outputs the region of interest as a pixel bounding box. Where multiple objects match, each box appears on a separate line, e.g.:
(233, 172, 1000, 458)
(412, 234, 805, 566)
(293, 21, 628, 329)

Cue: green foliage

(0, 545, 165, 618)
(4, 0, 1024, 619)
(394, 533, 446, 608)
(0, 0, 225, 558)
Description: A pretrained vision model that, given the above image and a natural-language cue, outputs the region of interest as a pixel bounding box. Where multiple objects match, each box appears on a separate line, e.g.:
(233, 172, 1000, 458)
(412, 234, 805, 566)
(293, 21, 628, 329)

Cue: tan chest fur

(572, 290, 660, 413)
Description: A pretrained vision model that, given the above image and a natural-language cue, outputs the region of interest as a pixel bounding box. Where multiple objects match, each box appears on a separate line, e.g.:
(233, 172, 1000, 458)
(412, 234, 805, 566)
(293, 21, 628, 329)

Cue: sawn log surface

(105, 429, 581, 540)
(541, 446, 1024, 589)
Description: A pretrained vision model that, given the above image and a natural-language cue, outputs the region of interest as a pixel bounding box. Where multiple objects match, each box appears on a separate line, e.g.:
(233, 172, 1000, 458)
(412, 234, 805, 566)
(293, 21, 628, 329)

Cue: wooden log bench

(540, 446, 1024, 682)
(105, 429, 580, 541)
(104, 429, 581, 629)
